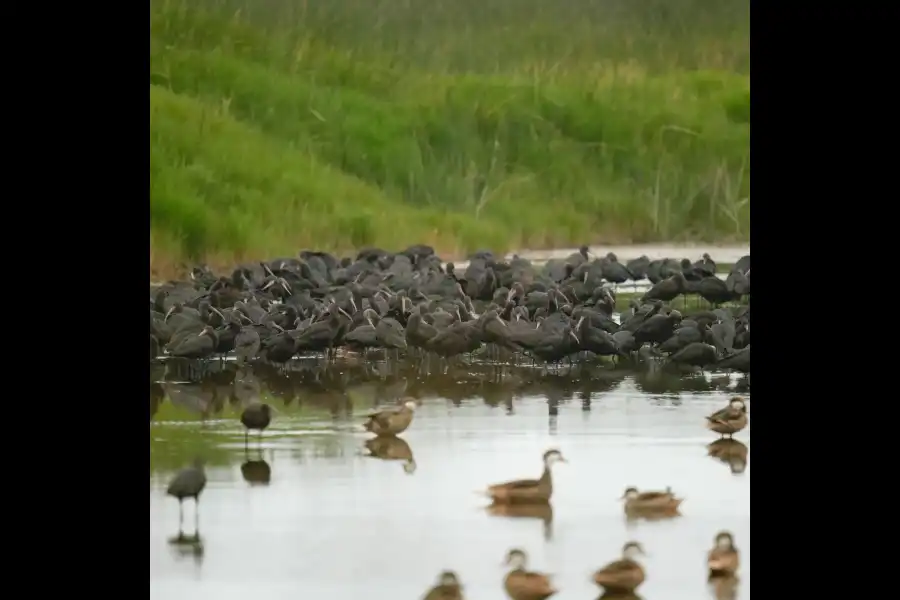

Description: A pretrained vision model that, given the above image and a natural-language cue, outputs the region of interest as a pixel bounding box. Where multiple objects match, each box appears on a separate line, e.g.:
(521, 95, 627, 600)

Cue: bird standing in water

(241, 402, 276, 447)
(166, 458, 207, 531)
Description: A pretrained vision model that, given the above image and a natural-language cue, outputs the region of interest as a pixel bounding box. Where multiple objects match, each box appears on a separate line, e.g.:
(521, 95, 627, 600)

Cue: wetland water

(150, 361, 750, 599)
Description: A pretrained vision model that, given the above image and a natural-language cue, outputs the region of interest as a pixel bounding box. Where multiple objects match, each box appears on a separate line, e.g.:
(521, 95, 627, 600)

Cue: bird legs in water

(177, 499, 201, 533)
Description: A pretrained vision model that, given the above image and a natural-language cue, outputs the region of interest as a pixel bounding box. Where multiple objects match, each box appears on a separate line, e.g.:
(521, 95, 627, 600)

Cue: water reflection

(708, 575, 740, 600)
(363, 436, 416, 474)
(486, 502, 554, 541)
(167, 531, 204, 565)
(150, 359, 749, 600)
(707, 439, 749, 475)
(598, 592, 644, 600)
(153, 358, 748, 425)
(240, 457, 272, 486)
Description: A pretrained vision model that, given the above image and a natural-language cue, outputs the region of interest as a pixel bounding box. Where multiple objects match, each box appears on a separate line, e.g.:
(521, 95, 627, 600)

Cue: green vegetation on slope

(150, 0, 750, 276)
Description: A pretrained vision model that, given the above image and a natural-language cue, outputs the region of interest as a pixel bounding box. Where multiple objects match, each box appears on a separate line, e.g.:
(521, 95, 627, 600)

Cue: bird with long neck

(484, 449, 567, 504)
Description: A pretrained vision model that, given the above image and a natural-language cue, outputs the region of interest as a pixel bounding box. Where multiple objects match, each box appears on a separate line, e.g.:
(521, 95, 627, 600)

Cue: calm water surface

(150, 360, 750, 600)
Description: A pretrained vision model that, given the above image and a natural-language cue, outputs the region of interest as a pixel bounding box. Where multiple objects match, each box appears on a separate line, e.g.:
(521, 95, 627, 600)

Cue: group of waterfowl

(422, 395, 747, 599)
(165, 388, 748, 599)
(150, 246, 750, 377)
(157, 244, 749, 598)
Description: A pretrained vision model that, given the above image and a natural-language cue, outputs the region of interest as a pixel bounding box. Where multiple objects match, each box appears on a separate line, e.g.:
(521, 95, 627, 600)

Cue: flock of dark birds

(154, 244, 750, 600)
(149, 245, 750, 378)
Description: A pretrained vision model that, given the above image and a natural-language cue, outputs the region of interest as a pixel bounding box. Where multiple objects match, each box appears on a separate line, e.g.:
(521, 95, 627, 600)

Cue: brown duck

(707, 531, 740, 577)
(422, 570, 464, 600)
(363, 398, 417, 436)
(484, 449, 566, 504)
(502, 548, 557, 600)
(705, 396, 748, 437)
(592, 542, 646, 593)
(621, 486, 684, 514)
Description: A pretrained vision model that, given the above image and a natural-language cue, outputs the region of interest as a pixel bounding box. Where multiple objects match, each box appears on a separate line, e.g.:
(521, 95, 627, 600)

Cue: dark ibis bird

(166, 458, 207, 530)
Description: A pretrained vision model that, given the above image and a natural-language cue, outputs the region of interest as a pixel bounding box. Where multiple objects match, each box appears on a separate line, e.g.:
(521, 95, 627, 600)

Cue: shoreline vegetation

(150, 0, 750, 280)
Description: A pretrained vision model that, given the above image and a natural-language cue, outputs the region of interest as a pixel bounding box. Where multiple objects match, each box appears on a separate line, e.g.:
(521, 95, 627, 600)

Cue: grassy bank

(150, 0, 750, 278)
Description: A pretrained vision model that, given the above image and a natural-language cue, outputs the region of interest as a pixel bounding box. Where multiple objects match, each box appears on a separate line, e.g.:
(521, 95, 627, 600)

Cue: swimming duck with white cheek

(592, 541, 647, 593)
(707, 531, 740, 577)
(502, 548, 557, 600)
(705, 396, 748, 438)
(422, 570, 465, 600)
(484, 449, 567, 504)
(620, 486, 684, 514)
(362, 398, 418, 437)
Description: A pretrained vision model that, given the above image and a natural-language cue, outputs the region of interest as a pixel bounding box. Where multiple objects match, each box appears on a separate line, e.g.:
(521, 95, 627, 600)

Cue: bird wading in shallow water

(166, 458, 207, 531)
(705, 396, 748, 438)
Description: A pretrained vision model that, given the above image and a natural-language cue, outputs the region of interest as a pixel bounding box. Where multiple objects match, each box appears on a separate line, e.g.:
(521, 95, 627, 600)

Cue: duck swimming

(592, 541, 646, 593)
(502, 548, 557, 600)
(485, 449, 567, 504)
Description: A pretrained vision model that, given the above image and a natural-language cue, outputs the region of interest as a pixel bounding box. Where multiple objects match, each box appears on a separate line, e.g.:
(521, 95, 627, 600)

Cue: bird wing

(595, 558, 635, 576)
(636, 491, 672, 501)
(490, 478, 540, 490)
(706, 406, 735, 422)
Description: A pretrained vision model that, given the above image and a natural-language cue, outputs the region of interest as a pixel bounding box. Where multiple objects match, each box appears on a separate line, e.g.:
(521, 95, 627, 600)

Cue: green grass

(150, 0, 750, 277)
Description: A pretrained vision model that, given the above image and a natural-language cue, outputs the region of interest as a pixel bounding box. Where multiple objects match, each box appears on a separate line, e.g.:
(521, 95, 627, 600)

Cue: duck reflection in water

(363, 435, 416, 474)
(167, 531, 204, 565)
(706, 439, 748, 474)
(707, 575, 739, 600)
(487, 502, 554, 541)
(596, 592, 643, 600)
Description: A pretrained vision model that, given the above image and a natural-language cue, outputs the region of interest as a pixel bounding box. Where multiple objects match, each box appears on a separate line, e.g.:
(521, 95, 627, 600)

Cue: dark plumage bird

(168, 325, 218, 359)
(668, 342, 718, 369)
(717, 345, 750, 373)
(166, 458, 207, 530)
(697, 276, 734, 306)
(234, 326, 261, 366)
(240, 402, 275, 445)
(641, 272, 687, 303)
